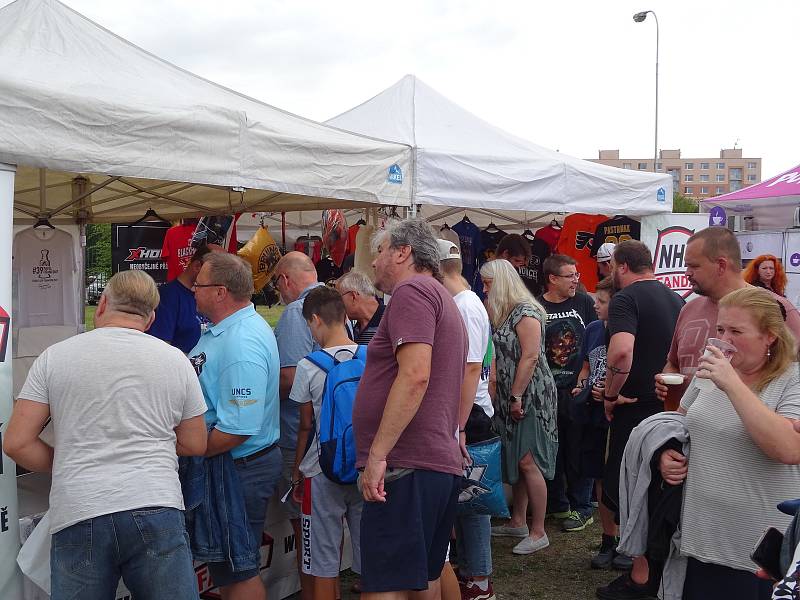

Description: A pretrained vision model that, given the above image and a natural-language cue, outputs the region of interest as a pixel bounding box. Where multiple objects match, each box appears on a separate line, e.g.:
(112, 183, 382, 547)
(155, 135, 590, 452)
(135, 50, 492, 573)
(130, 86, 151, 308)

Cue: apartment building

(590, 148, 762, 199)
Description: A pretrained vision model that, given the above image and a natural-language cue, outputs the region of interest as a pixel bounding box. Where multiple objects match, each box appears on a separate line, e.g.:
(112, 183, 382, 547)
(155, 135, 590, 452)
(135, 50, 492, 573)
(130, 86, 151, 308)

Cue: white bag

(17, 512, 51, 596)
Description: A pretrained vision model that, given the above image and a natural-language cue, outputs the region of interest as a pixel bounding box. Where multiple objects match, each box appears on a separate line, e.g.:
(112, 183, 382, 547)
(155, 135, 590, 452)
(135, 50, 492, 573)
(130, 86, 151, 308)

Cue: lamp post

(633, 10, 659, 173)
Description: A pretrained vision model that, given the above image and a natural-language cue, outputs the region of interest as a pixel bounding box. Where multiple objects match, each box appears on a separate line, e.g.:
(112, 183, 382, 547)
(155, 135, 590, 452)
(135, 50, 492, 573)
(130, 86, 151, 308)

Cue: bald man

(273, 251, 324, 600)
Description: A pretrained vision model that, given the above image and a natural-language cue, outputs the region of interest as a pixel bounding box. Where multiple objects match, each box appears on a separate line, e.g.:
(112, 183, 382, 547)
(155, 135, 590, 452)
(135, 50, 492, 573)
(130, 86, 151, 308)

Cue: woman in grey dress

(479, 259, 558, 555)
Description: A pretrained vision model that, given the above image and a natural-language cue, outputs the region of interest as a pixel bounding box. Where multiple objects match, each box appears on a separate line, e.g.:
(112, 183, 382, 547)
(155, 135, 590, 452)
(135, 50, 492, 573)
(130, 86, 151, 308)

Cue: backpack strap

(305, 350, 335, 374)
(355, 345, 367, 362)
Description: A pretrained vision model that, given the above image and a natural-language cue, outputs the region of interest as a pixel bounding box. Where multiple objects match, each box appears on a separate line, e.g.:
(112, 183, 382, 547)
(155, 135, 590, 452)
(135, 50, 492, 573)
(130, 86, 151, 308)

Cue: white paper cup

(695, 338, 736, 392)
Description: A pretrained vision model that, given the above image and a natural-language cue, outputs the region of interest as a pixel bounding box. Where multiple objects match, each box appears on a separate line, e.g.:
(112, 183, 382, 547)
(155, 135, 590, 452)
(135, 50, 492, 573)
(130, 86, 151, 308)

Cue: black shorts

(580, 424, 609, 480)
(360, 469, 459, 593)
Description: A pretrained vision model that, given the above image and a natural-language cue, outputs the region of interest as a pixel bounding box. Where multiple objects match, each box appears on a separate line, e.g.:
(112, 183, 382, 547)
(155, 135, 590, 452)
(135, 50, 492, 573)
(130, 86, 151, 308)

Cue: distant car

(86, 278, 105, 305)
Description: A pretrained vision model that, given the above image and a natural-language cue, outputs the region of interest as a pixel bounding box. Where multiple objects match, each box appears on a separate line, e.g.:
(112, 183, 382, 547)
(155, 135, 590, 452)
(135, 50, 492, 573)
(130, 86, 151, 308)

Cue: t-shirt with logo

(539, 292, 597, 389)
(189, 304, 281, 459)
(353, 275, 467, 476)
(147, 279, 202, 354)
(554, 213, 609, 293)
(452, 220, 482, 293)
(161, 224, 196, 282)
(479, 227, 508, 264)
(519, 234, 551, 297)
(13, 228, 77, 328)
(290, 344, 359, 478)
(590, 216, 642, 256)
(453, 289, 493, 418)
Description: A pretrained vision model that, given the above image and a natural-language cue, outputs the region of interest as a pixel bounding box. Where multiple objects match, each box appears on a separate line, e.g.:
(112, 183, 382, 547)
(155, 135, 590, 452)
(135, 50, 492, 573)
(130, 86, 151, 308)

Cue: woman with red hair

(743, 254, 787, 297)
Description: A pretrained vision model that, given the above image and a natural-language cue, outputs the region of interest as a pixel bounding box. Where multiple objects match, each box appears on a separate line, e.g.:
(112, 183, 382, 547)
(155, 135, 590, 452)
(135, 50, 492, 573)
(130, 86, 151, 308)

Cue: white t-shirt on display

(18, 327, 207, 534)
(453, 289, 493, 418)
(13, 228, 77, 328)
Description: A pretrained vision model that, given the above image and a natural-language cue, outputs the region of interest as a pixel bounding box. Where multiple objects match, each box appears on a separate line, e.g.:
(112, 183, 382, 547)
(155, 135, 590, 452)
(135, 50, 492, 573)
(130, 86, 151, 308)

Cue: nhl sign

(652, 226, 695, 298)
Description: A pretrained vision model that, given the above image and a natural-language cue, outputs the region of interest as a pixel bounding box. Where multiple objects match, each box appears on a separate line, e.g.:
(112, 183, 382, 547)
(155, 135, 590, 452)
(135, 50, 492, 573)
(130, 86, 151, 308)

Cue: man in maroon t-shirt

(353, 218, 467, 599)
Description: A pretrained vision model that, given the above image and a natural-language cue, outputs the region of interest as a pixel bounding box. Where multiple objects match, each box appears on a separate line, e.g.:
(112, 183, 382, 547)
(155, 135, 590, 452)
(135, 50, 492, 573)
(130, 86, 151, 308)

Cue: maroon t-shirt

(353, 275, 467, 476)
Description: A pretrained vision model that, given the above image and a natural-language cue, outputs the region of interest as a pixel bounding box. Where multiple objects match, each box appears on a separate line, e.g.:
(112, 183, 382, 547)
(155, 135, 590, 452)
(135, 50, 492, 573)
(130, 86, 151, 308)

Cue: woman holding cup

(659, 287, 800, 599)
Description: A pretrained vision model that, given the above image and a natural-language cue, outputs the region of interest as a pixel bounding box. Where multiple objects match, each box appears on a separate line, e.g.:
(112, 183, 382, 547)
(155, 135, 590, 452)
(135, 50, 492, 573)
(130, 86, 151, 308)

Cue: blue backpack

(305, 346, 367, 485)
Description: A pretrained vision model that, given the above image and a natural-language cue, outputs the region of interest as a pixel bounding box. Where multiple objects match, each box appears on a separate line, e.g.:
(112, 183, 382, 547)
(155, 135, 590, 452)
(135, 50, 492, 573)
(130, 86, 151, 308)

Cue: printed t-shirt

(452, 220, 482, 293)
(290, 343, 360, 478)
(607, 280, 684, 404)
(189, 304, 280, 459)
(591, 216, 641, 255)
(274, 283, 324, 448)
(539, 292, 597, 389)
(13, 228, 77, 328)
(148, 279, 202, 354)
(353, 275, 467, 476)
(19, 327, 207, 534)
(554, 213, 609, 293)
(535, 224, 562, 252)
(668, 292, 800, 372)
(161, 224, 196, 281)
(453, 289, 493, 418)
(680, 365, 800, 573)
(520, 235, 551, 297)
(479, 227, 507, 264)
(582, 319, 608, 389)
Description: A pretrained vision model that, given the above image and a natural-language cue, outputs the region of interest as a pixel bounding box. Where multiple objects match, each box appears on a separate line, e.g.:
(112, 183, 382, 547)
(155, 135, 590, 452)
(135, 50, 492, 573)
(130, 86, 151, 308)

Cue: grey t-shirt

(19, 327, 207, 534)
(680, 364, 800, 572)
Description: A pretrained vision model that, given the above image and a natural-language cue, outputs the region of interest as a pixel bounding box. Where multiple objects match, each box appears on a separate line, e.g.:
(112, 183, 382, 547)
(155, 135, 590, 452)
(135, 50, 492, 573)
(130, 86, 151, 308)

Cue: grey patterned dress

(493, 302, 558, 484)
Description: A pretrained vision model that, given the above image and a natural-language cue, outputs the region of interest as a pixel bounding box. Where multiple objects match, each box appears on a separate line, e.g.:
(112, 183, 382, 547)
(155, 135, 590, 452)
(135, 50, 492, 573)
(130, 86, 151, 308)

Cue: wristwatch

(511, 394, 523, 403)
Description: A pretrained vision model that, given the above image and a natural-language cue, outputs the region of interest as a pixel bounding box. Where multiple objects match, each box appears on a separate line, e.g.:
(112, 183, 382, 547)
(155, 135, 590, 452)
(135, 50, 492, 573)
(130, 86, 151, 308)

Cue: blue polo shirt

(148, 279, 202, 354)
(188, 304, 280, 459)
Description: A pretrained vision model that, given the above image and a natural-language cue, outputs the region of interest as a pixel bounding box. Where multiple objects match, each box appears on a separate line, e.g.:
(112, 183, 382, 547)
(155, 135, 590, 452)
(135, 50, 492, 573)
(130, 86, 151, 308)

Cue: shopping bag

(457, 437, 509, 518)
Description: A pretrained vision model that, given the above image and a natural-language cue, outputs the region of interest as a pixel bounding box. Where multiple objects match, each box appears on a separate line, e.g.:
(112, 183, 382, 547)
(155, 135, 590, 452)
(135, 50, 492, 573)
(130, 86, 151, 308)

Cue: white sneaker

(512, 534, 550, 555)
(490, 524, 529, 538)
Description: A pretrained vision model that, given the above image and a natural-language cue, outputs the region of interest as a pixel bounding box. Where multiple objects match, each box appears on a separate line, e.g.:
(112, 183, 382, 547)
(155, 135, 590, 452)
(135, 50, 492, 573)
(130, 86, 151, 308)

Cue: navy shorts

(208, 446, 282, 588)
(360, 469, 459, 593)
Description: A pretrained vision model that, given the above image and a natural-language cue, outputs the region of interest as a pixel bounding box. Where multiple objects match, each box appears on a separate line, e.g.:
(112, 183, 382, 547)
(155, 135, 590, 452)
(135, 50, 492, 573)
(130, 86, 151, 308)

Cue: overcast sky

(7, 0, 798, 177)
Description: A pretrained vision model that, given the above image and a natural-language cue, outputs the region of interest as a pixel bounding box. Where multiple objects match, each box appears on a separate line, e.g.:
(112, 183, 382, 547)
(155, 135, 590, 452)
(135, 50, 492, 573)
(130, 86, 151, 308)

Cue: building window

(730, 168, 743, 180)
(684, 186, 693, 194)
(668, 169, 680, 186)
(622, 162, 632, 169)
(700, 187, 709, 195)
(716, 174, 725, 182)
(700, 162, 709, 169)
(685, 174, 694, 182)
(717, 162, 725, 169)
(730, 181, 743, 192)
(700, 174, 709, 182)
(747, 174, 757, 182)
(638, 162, 648, 170)
(747, 162, 757, 169)
(716, 186, 724, 194)
(685, 162, 694, 170)
(656, 162, 663, 171)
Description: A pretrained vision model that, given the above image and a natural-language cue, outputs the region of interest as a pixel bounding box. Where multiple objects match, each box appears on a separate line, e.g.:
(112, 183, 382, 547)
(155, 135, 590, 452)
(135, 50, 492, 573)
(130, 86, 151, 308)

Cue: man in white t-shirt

(4, 270, 208, 600)
(439, 239, 496, 600)
(290, 285, 364, 600)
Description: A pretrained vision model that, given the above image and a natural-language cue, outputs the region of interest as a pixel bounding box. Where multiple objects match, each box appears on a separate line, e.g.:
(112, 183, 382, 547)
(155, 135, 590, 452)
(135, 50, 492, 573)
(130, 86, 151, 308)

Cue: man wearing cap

(596, 243, 616, 283)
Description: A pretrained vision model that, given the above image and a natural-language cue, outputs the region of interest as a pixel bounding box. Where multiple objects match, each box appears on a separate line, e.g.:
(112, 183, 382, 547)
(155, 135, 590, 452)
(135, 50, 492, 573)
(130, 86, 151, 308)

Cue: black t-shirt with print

(591, 216, 641, 256)
(520, 235, 551, 297)
(539, 292, 598, 389)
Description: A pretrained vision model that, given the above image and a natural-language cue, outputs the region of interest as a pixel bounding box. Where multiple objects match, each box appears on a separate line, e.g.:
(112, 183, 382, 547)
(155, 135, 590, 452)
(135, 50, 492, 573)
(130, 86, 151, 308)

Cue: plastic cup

(694, 338, 737, 392)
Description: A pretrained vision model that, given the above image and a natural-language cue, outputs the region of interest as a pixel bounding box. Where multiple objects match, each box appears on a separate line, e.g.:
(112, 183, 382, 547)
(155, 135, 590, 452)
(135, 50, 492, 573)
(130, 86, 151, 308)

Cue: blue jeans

(454, 513, 492, 577)
(51, 507, 198, 600)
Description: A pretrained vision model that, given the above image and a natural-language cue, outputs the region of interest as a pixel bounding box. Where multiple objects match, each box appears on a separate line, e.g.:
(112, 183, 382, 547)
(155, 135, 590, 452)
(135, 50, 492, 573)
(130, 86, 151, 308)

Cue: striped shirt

(680, 364, 800, 572)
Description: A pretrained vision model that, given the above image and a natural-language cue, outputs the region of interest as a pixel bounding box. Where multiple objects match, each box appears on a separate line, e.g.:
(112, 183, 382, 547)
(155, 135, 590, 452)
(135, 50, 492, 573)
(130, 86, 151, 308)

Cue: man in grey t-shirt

(5, 270, 208, 600)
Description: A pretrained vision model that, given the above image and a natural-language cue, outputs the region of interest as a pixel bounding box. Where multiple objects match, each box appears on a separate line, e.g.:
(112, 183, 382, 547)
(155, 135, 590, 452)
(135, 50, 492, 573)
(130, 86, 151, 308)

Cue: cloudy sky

(6, 0, 799, 177)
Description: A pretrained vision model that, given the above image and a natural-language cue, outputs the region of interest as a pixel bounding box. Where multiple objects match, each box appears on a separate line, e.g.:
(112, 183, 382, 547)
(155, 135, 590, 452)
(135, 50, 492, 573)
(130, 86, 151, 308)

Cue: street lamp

(633, 10, 659, 174)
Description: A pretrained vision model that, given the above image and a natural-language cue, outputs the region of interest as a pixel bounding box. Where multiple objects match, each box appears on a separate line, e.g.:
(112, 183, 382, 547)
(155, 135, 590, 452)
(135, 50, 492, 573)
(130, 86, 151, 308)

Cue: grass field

(84, 304, 285, 330)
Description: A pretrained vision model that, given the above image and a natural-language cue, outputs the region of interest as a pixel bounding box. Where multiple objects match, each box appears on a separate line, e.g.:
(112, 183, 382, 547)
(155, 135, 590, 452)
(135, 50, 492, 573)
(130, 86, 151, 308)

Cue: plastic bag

(457, 437, 510, 518)
(237, 226, 282, 293)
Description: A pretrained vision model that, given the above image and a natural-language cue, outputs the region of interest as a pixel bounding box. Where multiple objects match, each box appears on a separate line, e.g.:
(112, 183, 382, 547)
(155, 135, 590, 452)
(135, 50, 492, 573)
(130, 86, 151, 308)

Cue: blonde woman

(660, 287, 800, 599)
(480, 259, 558, 555)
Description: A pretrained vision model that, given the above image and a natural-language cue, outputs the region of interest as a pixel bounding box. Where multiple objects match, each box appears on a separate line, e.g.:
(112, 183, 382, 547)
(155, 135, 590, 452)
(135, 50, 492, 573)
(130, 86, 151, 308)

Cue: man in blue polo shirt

(189, 251, 281, 600)
(149, 244, 212, 353)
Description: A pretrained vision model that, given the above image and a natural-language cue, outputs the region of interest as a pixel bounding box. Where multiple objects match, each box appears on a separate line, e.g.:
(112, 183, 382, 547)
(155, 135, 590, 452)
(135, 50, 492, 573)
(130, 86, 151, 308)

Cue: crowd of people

(4, 218, 800, 600)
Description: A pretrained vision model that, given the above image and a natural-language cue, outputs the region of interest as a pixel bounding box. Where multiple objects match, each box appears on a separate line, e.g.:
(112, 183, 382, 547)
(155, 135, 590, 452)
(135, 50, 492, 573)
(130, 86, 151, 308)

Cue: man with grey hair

(353, 218, 467, 598)
(336, 270, 384, 344)
(5, 270, 208, 599)
(189, 252, 282, 600)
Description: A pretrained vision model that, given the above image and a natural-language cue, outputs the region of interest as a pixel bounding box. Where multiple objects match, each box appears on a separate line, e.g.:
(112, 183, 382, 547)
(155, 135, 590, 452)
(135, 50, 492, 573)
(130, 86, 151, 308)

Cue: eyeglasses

(555, 272, 581, 280)
(339, 290, 356, 299)
(192, 283, 227, 290)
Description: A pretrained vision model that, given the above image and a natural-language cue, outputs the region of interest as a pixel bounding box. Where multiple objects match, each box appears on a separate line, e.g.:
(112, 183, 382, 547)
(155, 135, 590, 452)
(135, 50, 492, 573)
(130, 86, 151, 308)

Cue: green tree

(672, 192, 699, 213)
(86, 223, 112, 278)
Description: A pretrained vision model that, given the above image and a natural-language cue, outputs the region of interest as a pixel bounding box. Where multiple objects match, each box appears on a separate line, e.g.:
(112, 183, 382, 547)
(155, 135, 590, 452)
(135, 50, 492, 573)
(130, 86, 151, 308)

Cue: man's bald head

(275, 251, 319, 303)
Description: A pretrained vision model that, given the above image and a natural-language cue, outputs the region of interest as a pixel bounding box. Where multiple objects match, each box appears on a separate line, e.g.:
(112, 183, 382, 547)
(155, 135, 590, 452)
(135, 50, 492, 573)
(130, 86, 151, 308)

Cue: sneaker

(612, 552, 633, 571)
(461, 580, 496, 600)
(512, 534, 550, 555)
(546, 509, 572, 519)
(596, 573, 656, 600)
(562, 510, 594, 532)
(590, 534, 618, 569)
(490, 524, 529, 537)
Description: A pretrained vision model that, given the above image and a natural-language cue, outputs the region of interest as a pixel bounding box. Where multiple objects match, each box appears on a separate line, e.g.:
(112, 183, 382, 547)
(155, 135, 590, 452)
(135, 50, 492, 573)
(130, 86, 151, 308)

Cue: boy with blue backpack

(290, 285, 365, 600)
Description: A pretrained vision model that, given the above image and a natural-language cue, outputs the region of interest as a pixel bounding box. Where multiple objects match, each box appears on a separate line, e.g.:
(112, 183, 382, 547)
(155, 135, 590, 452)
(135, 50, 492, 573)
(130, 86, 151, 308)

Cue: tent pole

(73, 177, 90, 331)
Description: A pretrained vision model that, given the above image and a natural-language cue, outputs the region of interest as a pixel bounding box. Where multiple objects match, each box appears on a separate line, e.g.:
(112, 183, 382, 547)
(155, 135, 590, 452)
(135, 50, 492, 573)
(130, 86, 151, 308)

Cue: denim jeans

(51, 507, 198, 600)
(454, 513, 492, 577)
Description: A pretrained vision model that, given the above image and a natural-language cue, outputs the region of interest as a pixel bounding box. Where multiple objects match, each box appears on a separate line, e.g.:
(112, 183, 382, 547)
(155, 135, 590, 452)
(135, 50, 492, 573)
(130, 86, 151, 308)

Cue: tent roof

(0, 0, 412, 223)
(700, 162, 800, 205)
(327, 75, 672, 216)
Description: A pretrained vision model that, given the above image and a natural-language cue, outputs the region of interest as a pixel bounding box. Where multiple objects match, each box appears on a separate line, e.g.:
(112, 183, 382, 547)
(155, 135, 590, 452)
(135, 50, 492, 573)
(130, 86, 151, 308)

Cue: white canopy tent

(327, 75, 672, 222)
(0, 0, 413, 224)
